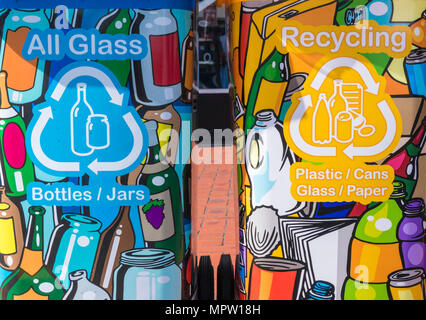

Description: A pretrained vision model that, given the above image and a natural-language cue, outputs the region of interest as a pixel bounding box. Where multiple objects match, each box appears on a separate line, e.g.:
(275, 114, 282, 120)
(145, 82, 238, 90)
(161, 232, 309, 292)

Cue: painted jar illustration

(113, 248, 181, 300)
(86, 114, 110, 150)
(45, 214, 102, 290)
(245, 110, 305, 217)
(130, 9, 182, 107)
(0, 9, 49, 104)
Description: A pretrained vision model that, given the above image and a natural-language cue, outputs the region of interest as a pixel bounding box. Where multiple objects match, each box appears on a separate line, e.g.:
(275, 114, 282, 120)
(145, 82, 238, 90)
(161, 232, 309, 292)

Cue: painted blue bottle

(306, 281, 335, 300)
(45, 214, 102, 289)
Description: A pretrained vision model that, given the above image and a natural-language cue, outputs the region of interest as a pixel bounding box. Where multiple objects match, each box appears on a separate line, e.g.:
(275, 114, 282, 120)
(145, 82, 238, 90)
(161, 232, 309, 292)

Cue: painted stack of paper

(279, 218, 357, 300)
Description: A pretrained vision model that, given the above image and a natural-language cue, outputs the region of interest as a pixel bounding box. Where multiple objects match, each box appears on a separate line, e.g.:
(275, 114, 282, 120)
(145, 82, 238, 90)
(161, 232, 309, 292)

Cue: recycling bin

(0, 0, 194, 300)
(220, 0, 426, 300)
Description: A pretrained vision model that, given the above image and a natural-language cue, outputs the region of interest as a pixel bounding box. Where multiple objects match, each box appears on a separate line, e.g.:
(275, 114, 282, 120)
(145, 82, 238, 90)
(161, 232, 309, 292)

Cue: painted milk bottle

(245, 110, 305, 217)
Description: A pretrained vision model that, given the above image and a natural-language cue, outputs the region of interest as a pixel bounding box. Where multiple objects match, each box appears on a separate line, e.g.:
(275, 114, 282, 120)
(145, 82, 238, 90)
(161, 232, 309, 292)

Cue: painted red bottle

(0, 71, 35, 197)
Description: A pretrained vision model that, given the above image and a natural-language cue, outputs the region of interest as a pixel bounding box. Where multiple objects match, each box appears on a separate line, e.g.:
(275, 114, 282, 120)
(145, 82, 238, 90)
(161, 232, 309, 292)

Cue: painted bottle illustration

(113, 248, 181, 300)
(328, 79, 350, 139)
(0, 9, 49, 104)
(63, 269, 111, 300)
(397, 199, 425, 270)
(383, 117, 426, 200)
(181, 13, 194, 104)
(0, 206, 65, 300)
(343, 182, 406, 300)
(312, 93, 332, 144)
(96, 9, 132, 86)
(0, 71, 35, 197)
(130, 9, 182, 107)
(45, 214, 102, 290)
(137, 121, 184, 265)
(305, 281, 335, 300)
(0, 190, 24, 271)
(72, 9, 109, 29)
(410, 10, 426, 48)
(244, 49, 290, 135)
(70, 83, 94, 156)
(245, 110, 305, 217)
(90, 206, 135, 295)
(142, 104, 181, 167)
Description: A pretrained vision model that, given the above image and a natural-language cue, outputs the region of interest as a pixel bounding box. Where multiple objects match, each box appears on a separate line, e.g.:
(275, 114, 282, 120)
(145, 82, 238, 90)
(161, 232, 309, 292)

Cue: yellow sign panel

(284, 54, 402, 203)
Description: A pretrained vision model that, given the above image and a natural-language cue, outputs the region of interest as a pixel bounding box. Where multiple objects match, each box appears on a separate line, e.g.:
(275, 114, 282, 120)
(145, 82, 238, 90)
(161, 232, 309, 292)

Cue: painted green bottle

(244, 49, 289, 135)
(137, 120, 184, 265)
(96, 9, 132, 86)
(0, 71, 35, 197)
(0, 206, 65, 300)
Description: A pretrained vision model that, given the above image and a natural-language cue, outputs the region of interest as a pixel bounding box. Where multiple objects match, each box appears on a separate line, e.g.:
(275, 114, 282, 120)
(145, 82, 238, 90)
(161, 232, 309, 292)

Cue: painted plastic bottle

(397, 198, 425, 270)
(0, 71, 35, 197)
(0, 9, 49, 104)
(383, 117, 426, 200)
(343, 182, 406, 300)
(312, 93, 332, 144)
(137, 121, 184, 265)
(245, 110, 305, 217)
(130, 9, 182, 107)
(244, 49, 290, 135)
(306, 281, 335, 300)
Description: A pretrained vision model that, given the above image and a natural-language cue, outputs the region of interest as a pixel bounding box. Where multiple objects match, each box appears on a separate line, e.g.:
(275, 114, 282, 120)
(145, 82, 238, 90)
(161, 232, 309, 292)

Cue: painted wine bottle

(137, 120, 184, 265)
(0, 71, 35, 197)
(96, 9, 132, 86)
(0, 206, 65, 300)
